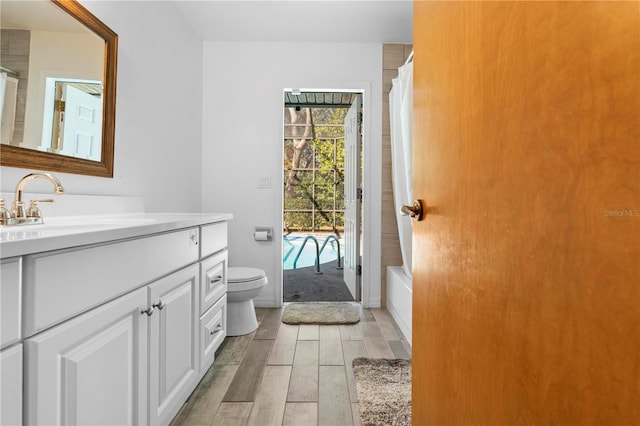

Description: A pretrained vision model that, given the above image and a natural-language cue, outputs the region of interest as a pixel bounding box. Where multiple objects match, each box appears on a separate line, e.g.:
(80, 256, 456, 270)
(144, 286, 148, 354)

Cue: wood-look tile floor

(171, 306, 411, 426)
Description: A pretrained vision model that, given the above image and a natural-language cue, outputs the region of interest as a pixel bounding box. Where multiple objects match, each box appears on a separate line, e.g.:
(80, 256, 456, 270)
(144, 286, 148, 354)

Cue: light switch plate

(258, 176, 272, 189)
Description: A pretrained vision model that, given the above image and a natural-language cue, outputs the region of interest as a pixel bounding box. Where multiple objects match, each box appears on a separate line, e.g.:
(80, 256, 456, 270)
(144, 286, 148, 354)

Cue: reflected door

(59, 84, 102, 160)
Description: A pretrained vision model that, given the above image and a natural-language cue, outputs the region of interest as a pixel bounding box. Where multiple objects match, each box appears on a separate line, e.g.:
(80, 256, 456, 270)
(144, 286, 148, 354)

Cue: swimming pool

(283, 235, 344, 270)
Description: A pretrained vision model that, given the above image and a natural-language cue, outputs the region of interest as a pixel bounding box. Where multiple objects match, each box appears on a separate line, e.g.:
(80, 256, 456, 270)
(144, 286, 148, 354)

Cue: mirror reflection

(47, 79, 103, 160)
(1, 0, 105, 161)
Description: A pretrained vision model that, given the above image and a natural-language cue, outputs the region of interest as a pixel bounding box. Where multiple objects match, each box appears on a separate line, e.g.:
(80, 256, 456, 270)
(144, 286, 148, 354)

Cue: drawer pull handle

(210, 275, 223, 284)
(141, 307, 154, 316)
(210, 324, 223, 335)
(153, 300, 166, 310)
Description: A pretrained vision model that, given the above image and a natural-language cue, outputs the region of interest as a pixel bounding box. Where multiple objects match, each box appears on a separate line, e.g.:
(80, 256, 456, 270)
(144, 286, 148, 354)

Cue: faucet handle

(0, 199, 11, 225)
(26, 199, 54, 218)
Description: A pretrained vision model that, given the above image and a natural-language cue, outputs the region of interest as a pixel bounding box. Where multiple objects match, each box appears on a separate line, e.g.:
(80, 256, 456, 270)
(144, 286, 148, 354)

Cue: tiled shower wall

(381, 44, 412, 306)
(1, 29, 30, 145)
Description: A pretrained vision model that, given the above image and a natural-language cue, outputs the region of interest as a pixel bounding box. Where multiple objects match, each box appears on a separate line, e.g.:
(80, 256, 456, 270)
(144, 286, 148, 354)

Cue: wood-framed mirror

(0, 0, 117, 177)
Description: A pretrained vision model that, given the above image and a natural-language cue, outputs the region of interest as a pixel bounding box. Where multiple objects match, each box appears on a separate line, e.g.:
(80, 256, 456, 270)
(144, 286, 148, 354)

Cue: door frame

(278, 81, 381, 308)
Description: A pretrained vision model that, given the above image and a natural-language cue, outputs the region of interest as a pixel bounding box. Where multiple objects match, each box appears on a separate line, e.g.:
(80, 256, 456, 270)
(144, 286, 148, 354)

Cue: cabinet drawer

(201, 222, 227, 257)
(1, 257, 21, 348)
(200, 250, 227, 314)
(23, 228, 199, 337)
(200, 295, 226, 373)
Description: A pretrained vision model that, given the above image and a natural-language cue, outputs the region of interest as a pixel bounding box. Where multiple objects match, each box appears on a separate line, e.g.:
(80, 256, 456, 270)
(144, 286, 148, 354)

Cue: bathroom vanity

(0, 210, 231, 425)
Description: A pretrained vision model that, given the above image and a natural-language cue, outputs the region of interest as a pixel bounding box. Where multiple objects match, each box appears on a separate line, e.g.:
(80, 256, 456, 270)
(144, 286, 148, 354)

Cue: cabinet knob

(210, 323, 223, 335)
(153, 300, 166, 310)
(141, 307, 154, 316)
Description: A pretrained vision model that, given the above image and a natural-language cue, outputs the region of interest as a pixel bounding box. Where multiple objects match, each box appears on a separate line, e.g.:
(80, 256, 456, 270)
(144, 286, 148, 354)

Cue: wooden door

(148, 264, 199, 425)
(25, 287, 148, 425)
(344, 94, 362, 300)
(412, 2, 639, 425)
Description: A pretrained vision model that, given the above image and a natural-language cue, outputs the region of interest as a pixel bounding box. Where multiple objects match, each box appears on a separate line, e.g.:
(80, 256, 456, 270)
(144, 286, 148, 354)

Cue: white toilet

(226, 267, 268, 336)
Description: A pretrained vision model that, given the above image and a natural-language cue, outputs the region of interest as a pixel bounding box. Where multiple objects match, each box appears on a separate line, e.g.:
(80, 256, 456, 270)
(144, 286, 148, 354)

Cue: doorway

(282, 91, 363, 303)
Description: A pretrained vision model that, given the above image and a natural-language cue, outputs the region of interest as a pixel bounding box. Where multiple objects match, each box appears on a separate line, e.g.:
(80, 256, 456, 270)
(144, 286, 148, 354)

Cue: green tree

(284, 107, 347, 234)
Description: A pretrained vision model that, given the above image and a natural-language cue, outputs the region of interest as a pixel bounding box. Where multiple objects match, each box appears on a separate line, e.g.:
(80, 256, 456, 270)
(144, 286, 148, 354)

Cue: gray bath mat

(281, 302, 360, 325)
(352, 357, 412, 426)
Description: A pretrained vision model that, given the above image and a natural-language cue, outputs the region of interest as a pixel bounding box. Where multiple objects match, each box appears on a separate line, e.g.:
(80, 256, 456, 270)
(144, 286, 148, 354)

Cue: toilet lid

(228, 267, 266, 283)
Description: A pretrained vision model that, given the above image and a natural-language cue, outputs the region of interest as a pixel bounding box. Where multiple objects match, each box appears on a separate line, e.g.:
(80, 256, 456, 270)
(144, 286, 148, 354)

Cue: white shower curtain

(389, 61, 414, 278)
(1, 72, 19, 144)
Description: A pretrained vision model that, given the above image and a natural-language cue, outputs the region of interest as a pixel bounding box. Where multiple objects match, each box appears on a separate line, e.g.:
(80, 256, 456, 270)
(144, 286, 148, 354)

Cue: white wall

(1, 5, 387, 307)
(201, 42, 382, 308)
(1, 1, 203, 213)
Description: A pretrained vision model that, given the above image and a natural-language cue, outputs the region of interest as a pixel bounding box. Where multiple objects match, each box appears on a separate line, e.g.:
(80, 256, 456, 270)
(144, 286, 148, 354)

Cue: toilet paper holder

(254, 227, 273, 241)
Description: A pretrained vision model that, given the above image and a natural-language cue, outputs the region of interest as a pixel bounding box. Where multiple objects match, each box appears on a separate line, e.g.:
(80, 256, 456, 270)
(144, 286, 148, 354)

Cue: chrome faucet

(0, 173, 64, 226)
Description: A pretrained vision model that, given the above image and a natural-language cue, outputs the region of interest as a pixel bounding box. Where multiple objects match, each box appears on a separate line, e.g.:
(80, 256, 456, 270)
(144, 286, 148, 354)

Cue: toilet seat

(227, 267, 268, 292)
(228, 267, 266, 283)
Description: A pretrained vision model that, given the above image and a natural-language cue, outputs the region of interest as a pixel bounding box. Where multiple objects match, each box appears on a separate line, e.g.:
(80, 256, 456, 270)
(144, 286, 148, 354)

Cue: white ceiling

(172, 0, 413, 43)
(1, 0, 93, 34)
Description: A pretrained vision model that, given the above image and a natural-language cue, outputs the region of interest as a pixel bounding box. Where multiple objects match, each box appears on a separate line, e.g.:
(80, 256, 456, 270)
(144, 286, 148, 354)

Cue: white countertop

(0, 212, 232, 258)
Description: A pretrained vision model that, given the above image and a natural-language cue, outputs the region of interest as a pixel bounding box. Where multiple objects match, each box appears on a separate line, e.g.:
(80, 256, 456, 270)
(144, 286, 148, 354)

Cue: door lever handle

(400, 199, 425, 221)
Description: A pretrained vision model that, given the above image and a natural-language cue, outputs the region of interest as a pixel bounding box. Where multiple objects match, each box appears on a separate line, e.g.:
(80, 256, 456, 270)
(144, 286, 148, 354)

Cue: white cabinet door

(1, 257, 22, 348)
(24, 287, 148, 426)
(1, 344, 23, 426)
(148, 264, 199, 425)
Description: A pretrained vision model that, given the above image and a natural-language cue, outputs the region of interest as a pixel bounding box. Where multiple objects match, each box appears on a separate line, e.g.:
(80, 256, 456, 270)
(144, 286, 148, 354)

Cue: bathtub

(386, 266, 412, 345)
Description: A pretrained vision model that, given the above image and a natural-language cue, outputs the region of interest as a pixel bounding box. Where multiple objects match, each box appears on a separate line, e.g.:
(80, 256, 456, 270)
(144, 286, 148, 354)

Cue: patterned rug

(352, 358, 412, 426)
(281, 302, 360, 325)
